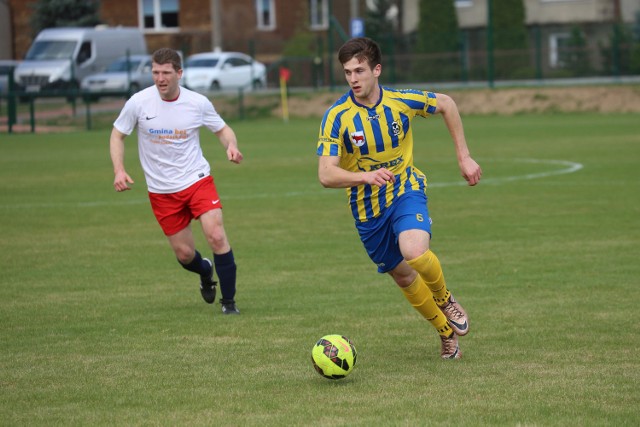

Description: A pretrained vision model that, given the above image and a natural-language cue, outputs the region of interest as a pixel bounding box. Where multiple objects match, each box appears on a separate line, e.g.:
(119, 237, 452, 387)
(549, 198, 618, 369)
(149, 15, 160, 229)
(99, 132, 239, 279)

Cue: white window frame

(138, 0, 180, 32)
(309, 0, 329, 30)
(549, 32, 570, 68)
(256, 0, 276, 31)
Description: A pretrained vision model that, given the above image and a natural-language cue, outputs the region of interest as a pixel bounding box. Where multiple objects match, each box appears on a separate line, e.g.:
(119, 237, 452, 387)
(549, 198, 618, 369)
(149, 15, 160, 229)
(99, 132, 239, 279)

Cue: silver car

(81, 55, 153, 99)
(182, 51, 267, 92)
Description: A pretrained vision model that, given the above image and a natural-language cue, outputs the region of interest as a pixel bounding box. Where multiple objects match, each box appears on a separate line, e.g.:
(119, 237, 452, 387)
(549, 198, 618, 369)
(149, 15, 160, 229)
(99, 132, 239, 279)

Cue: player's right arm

(110, 127, 134, 192)
(318, 156, 395, 189)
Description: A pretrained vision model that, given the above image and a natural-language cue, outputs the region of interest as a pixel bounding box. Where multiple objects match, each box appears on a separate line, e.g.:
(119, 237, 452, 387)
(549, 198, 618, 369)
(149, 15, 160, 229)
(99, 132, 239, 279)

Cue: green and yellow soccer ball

(311, 334, 357, 380)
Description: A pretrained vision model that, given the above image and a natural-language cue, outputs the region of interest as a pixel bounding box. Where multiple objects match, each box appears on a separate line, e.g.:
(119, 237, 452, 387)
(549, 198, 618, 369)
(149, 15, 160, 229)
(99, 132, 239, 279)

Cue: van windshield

(25, 41, 77, 60)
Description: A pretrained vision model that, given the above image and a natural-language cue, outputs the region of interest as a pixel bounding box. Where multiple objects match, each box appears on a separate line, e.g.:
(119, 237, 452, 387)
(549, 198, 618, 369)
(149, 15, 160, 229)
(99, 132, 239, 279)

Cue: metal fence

(261, 22, 640, 89)
(3, 22, 639, 133)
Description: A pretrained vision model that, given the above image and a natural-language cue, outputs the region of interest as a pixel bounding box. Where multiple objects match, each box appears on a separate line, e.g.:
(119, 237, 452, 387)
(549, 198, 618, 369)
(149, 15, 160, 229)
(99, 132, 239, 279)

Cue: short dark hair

(338, 37, 382, 69)
(152, 48, 182, 71)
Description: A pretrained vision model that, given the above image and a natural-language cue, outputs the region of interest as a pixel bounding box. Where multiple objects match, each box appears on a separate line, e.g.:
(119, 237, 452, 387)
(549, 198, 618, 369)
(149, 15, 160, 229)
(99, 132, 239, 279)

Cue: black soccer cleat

(200, 258, 217, 304)
(220, 299, 240, 315)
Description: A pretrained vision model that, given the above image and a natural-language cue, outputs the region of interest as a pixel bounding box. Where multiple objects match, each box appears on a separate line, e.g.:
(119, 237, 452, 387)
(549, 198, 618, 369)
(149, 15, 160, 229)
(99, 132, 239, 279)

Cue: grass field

(1, 112, 639, 426)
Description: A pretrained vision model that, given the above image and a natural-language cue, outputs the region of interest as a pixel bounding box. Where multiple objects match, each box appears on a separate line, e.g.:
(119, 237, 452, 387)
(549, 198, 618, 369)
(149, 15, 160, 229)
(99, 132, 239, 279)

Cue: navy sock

(214, 249, 236, 301)
(179, 250, 211, 277)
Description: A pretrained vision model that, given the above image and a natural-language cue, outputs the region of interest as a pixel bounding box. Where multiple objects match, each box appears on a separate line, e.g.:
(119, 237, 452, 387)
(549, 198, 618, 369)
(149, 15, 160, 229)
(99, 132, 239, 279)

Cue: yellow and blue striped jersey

(316, 86, 437, 222)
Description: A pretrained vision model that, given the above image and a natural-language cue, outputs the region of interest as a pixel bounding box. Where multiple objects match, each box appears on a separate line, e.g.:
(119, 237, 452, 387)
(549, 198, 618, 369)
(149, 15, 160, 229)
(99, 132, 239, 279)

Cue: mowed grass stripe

(1, 113, 638, 426)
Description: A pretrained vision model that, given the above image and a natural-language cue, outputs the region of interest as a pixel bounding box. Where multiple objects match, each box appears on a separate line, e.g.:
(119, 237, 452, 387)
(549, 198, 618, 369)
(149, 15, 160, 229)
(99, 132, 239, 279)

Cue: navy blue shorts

(356, 191, 432, 273)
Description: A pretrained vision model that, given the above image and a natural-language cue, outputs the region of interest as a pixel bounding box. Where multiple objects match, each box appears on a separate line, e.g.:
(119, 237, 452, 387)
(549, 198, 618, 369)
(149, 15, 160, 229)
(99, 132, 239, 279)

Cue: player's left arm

(434, 93, 482, 186)
(215, 125, 243, 164)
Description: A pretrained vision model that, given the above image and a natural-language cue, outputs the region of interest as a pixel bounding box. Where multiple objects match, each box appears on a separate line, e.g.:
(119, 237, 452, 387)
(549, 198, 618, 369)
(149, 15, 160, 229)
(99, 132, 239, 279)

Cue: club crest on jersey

(391, 120, 401, 136)
(350, 131, 366, 147)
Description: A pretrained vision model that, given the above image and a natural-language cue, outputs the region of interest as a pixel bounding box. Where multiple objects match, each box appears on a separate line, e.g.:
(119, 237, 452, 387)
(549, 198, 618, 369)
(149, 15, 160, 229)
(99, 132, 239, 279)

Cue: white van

(14, 26, 147, 93)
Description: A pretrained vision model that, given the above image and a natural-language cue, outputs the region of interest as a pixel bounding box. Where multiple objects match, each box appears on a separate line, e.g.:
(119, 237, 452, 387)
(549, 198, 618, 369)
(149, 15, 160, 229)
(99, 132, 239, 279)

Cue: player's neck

(161, 88, 180, 102)
(355, 84, 381, 108)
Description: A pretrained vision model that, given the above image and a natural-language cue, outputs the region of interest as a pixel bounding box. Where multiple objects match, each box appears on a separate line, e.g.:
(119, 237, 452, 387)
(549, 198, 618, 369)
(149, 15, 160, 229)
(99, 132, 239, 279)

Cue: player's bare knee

(395, 275, 415, 288)
(172, 243, 195, 264)
(389, 270, 415, 288)
(206, 232, 228, 252)
(175, 250, 194, 265)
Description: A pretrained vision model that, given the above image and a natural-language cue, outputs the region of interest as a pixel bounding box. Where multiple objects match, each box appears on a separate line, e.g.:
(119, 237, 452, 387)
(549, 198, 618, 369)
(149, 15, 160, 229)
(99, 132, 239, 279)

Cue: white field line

(429, 158, 584, 188)
(0, 158, 583, 210)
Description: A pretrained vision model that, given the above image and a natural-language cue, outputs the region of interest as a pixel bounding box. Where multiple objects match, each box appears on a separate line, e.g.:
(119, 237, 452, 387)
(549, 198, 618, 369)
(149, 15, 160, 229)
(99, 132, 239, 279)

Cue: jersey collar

(350, 85, 383, 110)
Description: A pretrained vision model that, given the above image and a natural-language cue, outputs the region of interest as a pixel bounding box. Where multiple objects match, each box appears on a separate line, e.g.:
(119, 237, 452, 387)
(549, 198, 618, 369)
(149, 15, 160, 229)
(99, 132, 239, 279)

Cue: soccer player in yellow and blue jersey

(317, 37, 482, 359)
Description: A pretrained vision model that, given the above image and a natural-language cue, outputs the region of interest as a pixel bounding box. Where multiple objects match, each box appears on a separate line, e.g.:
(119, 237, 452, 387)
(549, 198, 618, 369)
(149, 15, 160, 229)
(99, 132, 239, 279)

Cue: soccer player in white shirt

(110, 48, 242, 314)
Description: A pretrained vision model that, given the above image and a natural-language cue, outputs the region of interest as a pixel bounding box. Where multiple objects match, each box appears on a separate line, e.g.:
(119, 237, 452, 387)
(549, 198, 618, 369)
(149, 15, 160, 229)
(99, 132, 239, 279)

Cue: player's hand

(114, 171, 134, 192)
(227, 146, 243, 164)
(459, 156, 482, 186)
(363, 168, 396, 187)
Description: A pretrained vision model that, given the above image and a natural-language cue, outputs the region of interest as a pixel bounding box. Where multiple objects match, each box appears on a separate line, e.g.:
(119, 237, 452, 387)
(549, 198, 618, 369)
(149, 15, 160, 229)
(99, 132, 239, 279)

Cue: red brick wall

(100, 1, 139, 27)
(10, 0, 34, 59)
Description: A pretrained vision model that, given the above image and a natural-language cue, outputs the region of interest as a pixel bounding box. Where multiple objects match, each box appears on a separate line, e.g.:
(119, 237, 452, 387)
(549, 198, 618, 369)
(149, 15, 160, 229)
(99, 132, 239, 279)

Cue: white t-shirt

(113, 86, 226, 193)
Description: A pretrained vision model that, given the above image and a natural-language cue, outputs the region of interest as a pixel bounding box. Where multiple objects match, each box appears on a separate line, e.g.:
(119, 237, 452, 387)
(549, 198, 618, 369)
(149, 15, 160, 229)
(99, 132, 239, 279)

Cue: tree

(416, 0, 459, 54)
(490, 0, 531, 78)
(491, 0, 527, 51)
(30, 0, 102, 35)
(601, 23, 636, 76)
(565, 26, 590, 76)
(412, 1, 460, 82)
(364, 0, 398, 44)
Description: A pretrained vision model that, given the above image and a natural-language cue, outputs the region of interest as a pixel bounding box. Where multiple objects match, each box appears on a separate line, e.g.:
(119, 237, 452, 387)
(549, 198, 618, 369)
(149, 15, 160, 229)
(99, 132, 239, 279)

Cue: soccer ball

(311, 334, 357, 380)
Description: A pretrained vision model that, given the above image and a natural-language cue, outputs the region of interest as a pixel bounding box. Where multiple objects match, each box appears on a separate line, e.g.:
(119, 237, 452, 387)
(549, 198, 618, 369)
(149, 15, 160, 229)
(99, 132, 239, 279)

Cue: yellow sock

(399, 274, 452, 337)
(406, 250, 451, 306)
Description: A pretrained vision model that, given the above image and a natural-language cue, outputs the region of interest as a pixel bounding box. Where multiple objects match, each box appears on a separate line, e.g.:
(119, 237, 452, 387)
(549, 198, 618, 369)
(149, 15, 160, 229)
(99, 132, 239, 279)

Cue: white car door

(220, 56, 251, 89)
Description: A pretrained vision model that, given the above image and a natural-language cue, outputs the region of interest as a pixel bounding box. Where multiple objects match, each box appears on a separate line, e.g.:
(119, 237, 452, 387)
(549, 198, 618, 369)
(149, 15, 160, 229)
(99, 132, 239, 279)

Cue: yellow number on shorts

(416, 214, 424, 222)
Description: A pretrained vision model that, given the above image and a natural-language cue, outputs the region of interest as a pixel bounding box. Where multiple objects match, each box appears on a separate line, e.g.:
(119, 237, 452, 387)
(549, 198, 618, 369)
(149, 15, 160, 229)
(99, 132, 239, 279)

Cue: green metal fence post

(29, 96, 35, 133)
(248, 39, 256, 89)
(386, 35, 396, 85)
(460, 30, 468, 83)
(487, 0, 495, 88)
(328, 0, 335, 90)
(612, 24, 621, 77)
(70, 57, 77, 116)
(85, 98, 92, 131)
(535, 25, 542, 81)
(126, 49, 132, 97)
(7, 71, 16, 134)
(238, 87, 244, 120)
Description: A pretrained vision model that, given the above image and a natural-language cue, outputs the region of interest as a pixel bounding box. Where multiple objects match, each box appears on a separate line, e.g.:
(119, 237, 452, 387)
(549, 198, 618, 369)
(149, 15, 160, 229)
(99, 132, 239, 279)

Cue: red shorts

(148, 176, 222, 236)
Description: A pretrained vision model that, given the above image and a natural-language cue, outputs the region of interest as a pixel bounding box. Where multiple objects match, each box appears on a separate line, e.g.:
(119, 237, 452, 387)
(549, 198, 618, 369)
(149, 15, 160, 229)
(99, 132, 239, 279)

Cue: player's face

(342, 57, 381, 105)
(152, 62, 183, 100)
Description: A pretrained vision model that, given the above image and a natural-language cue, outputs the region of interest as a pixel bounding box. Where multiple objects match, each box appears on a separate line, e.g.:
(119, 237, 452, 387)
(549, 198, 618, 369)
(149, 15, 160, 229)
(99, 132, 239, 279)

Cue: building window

(256, 0, 276, 30)
(140, 0, 180, 31)
(454, 0, 473, 7)
(549, 33, 570, 68)
(309, 0, 328, 30)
